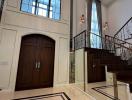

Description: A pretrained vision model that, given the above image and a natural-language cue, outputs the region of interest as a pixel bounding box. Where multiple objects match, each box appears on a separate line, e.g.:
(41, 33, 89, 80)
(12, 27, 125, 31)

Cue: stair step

(122, 65, 132, 71)
(85, 48, 111, 54)
(100, 59, 127, 65)
(91, 53, 119, 59)
(107, 66, 125, 72)
(116, 71, 132, 83)
(117, 71, 132, 76)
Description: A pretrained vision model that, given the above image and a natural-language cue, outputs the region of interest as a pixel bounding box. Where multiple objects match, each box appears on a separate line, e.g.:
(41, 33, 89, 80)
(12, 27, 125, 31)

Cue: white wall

(0, 0, 70, 91)
(102, 5, 109, 36)
(73, 0, 87, 37)
(102, 5, 108, 24)
(107, 0, 132, 36)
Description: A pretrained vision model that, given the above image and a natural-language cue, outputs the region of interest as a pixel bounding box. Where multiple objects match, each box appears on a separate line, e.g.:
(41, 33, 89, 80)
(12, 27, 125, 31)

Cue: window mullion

(48, 0, 51, 18)
(35, 0, 38, 15)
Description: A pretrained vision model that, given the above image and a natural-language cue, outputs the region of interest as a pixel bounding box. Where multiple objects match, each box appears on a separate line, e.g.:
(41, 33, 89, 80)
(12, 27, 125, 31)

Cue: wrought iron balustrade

(73, 30, 132, 61)
(106, 35, 132, 60)
(73, 30, 87, 50)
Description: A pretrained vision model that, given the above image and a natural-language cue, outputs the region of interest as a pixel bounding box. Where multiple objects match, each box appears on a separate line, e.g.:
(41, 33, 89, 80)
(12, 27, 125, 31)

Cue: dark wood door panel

(87, 52, 106, 83)
(15, 34, 55, 91)
(16, 45, 36, 88)
(38, 36, 55, 87)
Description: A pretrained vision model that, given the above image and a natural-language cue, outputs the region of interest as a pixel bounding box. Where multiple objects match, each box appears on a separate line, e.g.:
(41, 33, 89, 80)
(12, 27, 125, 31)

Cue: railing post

(85, 30, 87, 48)
(105, 35, 107, 50)
(74, 37, 75, 50)
(101, 35, 104, 49)
(113, 37, 116, 54)
(113, 73, 119, 100)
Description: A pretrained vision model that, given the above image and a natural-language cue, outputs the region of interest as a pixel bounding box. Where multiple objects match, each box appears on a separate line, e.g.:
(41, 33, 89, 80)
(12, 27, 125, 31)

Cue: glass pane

(21, 4, 29, 12)
(49, 11, 53, 18)
(38, 0, 49, 4)
(29, 0, 36, 5)
(37, 0, 48, 17)
(32, 1, 36, 6)
(21, 0, 36, 14)
(54, 13, 60, 20)
(27, 5, 34, 14)
(74, 49, 85, 92)
(22, 0, 30, 4)
(50, 6, 53, 10)
(50, 0, 61, 20)
(31, 6, 35, 14)
(39, 3, 47, 9)
(36, 8, 47, 17)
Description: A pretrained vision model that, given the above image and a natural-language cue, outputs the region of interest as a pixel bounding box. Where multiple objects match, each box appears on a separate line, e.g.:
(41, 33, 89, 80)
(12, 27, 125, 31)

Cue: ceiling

(101, 0, 116, 7)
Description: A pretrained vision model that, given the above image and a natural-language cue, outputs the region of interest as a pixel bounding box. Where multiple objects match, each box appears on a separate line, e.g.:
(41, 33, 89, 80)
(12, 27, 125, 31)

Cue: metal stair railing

(73, 30, 132, 60)
(114, 17, 132, 41)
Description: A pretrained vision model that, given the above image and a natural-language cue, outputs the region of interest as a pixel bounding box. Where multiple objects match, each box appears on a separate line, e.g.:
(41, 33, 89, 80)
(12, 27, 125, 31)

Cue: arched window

(20, 0, 61, 20)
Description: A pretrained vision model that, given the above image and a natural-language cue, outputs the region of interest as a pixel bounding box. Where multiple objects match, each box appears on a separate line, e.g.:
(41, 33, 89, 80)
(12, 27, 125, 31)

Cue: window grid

(20, 0, 61, 20)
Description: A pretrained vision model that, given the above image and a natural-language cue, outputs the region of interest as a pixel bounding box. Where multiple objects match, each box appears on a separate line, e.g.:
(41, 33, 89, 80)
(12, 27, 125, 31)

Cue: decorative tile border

(13, 92, 71, 100)
(92, 84, 127, 100)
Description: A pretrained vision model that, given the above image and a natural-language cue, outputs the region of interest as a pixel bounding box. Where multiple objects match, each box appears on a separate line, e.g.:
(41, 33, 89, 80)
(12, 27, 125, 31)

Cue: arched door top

(22, 34, 55, 42)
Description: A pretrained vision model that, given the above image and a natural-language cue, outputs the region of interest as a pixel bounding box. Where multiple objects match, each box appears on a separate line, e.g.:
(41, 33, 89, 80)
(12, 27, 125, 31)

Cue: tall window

(90, 0, 101, 48)
(21, 0, 61, 20)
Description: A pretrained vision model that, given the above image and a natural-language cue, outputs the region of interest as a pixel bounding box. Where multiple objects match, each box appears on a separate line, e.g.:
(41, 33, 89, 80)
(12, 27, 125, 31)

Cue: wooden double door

(87, 53, 106, 83)
(15, 34, 55, 91)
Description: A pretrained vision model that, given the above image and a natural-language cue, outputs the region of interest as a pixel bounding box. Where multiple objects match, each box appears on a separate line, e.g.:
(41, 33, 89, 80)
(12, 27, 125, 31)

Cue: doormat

(13, 92, 71, 100)
(92, 84, 127, 100)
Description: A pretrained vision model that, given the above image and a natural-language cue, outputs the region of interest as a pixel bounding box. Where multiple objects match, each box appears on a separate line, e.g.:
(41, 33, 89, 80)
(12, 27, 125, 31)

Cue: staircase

(73, 28, 132, 92)
(85, 47, 132, 88)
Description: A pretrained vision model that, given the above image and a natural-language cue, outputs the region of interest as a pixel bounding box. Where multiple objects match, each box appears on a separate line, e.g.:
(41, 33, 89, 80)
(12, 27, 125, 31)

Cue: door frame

(9, 32, 60, 91)
(15, 34, 55, 90)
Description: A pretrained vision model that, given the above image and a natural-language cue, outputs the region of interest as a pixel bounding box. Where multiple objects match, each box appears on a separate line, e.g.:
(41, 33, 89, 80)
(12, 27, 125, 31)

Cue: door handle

(93, 64, 96, 68)
(38, 62, 40, 69)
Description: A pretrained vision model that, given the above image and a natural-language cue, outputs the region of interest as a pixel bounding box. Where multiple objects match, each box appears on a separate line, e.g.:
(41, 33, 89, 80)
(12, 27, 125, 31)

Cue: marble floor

(87, 82, 132, 100)
(75, 82, 132, 100)
(0, 85, 95, 100)
(0, 82, 132, 100)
